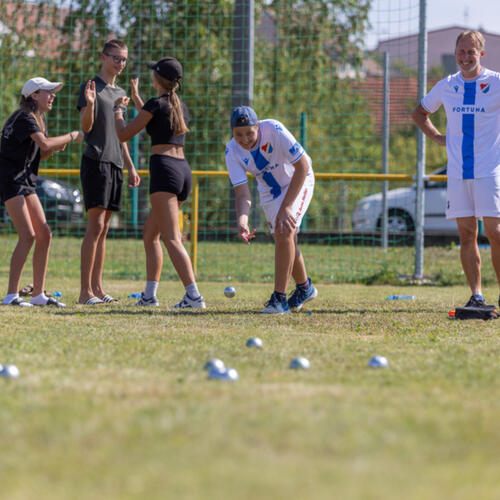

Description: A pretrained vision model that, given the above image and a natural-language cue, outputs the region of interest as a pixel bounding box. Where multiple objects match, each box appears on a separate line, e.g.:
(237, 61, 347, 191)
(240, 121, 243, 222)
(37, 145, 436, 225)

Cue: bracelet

(113, 105, 126, 112)
(114, 109, 125, 115)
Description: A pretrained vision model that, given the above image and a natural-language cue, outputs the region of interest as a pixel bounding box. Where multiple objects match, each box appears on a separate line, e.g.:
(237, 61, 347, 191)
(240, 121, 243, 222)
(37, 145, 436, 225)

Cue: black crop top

(142, 95, 189, 146)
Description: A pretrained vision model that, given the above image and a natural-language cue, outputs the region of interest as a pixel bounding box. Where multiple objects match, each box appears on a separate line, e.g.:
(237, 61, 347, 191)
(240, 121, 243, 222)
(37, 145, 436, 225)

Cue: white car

(352, 166, 457, 234)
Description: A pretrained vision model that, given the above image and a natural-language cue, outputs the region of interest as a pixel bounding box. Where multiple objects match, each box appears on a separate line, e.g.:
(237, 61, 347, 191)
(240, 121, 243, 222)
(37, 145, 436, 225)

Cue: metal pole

(381, 51, 390, 248)
(300, 111, 308, 231)
(190, 177, 199, 274)
(231, 0, 254, 107)
(414, 0, 427, 279)
(130, 108, 139, 229)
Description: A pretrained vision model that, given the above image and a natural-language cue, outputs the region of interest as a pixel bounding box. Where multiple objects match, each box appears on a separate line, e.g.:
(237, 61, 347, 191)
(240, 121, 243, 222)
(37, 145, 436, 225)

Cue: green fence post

(130, 108, 139, 228)
(300, 111, 308, 231)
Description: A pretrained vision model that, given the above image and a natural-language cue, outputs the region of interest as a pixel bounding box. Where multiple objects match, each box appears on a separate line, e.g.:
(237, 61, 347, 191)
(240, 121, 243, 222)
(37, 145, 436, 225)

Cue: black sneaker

(464, 296, 496, 309)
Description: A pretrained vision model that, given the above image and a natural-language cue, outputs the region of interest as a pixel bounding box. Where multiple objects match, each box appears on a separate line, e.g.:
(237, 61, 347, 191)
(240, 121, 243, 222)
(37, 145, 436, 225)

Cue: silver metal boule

(204, 359, 225, 372)
(208, 367, 239, 381)
(289, 357, 310, 370)
(368, 355, 389, 368)
(0, 364, 20, 379)
(246, 337, 263, 348)
(224, 286, 236, 298)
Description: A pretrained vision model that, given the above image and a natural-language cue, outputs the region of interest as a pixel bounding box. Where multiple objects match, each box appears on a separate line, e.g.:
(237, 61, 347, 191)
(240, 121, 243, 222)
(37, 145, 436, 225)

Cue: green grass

(0, 235, 496, 285)
(1, 279, 500, 499)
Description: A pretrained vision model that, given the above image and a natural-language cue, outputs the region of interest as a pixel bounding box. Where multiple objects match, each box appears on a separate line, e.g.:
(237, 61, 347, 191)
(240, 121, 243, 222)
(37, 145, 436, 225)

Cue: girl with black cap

(0, 77, 83, 307)
(114, 57, 205, 309)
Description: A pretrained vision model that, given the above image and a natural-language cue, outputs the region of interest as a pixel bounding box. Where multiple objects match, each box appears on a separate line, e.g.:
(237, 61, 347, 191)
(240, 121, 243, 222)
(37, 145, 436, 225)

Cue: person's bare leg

(4, 196, 36, 295)
(25, 194, 52, 297)
(273, 230, 295, 293)
(91, 210, 112, 298)
(291, 233, 308, 285)
(79, 207, 107, 303)
(483, 217, 500, 292)
(150, 192, 195, 286)
(143, 210, 163, 282)
(456, 217, 482, 295)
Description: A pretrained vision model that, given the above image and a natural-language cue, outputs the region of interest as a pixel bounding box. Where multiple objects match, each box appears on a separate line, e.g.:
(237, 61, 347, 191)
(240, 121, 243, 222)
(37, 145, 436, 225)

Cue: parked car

(1, 176, 83, 229)
(352, 166, 457, 234)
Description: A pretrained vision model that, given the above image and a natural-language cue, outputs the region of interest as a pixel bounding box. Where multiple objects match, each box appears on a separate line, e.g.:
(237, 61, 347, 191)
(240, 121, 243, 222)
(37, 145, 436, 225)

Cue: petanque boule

(0, 364, 20, 379)
(224, 286, 236, 298)
(208, 367, 239, 381)
(289, 357, 310, 370)
(368, 355, 389, 368)
(204, 358, 225, 372)
(246, 337, 263, 348)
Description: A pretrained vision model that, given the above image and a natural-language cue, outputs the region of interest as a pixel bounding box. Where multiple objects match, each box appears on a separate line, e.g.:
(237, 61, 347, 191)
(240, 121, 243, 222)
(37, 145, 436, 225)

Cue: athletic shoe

(260, 292, 290, 314)
(32, 297, 66, 308)
(6, 297, 33, 307)
(464, 295, 496, 309)
(172, 294, 206, 309)
(135, 292, 159, 306)
(288, 278, 318, 311)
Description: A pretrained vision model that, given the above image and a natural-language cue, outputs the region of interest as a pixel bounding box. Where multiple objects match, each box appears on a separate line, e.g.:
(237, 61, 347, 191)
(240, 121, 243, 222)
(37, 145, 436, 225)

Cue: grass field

(1, 278, 500, 499)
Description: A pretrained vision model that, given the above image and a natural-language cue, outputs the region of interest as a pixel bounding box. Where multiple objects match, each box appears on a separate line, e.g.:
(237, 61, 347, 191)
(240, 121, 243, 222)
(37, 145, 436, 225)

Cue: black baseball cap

(147, 57, 183, 81)
(230, 106, 258, 128)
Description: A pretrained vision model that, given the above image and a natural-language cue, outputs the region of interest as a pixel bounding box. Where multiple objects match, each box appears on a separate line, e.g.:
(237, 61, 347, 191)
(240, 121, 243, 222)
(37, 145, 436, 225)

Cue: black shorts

(149, 155, 192, 201)
(80, 156, 123, 211)
(0, 171, 37, 203)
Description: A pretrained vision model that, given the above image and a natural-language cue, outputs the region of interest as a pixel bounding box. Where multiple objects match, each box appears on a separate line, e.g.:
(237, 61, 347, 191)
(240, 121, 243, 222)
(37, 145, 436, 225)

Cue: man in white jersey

(412, 30, 500, 309)
(225, 106, 317, 313)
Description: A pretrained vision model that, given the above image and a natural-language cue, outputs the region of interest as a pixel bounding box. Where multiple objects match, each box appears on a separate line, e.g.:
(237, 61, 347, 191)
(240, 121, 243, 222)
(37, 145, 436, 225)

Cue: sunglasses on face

(105, 53, 127, 64)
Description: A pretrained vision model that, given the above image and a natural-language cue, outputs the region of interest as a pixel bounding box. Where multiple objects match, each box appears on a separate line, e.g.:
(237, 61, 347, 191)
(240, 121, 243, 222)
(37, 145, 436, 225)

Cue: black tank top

(142, 95, 188, 146)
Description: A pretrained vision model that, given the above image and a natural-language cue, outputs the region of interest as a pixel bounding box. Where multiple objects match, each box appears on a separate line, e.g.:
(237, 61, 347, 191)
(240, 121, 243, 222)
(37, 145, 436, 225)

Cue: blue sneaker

(260, 292, 290, 314)
(288, 278, 318, 311)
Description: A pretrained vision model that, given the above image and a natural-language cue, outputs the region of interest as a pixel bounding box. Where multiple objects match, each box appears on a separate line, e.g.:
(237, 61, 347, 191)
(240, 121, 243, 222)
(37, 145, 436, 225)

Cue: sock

(186, 282, 200, 299)
(275, 291, 287, 302)
(473, 293, 484, 301)
(30, 293, 49, 305)
(297, 278, 311, 291)
(3, 293, 19, 305)
(144, 281, 159, 299)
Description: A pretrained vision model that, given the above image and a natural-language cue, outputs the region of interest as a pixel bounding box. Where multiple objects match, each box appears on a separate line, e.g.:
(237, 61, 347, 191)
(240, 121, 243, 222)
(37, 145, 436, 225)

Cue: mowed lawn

(1, 279, 500, 499)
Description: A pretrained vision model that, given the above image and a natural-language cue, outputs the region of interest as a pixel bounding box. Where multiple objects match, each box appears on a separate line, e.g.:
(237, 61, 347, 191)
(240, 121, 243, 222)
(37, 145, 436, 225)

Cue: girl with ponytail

(114, 57, 205, 309)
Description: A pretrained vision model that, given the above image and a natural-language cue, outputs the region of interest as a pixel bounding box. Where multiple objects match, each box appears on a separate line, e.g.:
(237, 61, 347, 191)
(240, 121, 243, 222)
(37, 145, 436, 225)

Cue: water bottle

(386, 295, 415, 300)
(128, 292, 142, 299)
(53, 291, 62, 298)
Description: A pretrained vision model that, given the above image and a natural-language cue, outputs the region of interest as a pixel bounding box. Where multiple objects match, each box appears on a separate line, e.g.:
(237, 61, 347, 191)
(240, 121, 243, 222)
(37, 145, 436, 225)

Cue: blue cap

(230, 106, 258, 128)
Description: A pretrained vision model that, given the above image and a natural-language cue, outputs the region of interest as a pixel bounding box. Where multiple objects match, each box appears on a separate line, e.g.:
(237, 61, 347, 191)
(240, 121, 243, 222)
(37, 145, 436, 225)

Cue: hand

(131, 78, 140, 100)
(72, 131, 84, 144)
(114, 96, 130, 108)
(436, 134, 446, 147)
(84, 80, 96, 105)
(238, 225, 256, 245)
(275, 206, 296, 234)
(128, 168, 141, 188)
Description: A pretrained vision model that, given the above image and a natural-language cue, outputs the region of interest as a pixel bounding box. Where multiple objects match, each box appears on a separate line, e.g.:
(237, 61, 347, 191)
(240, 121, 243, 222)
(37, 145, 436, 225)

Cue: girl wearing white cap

(0, 77, 83, 307)
(113, 57, 205, 309)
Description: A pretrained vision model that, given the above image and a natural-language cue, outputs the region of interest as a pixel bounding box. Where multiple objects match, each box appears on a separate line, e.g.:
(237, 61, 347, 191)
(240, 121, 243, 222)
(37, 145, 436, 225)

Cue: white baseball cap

(21, 77, 63, 98)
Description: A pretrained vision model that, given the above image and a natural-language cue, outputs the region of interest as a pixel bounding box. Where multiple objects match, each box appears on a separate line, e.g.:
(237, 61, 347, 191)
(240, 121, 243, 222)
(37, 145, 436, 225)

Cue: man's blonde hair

(456, 30, 485, 51)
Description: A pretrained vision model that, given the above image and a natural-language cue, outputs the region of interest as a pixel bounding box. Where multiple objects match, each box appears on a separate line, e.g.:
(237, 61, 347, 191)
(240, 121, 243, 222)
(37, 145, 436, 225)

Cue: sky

(366, 1, 500, 49)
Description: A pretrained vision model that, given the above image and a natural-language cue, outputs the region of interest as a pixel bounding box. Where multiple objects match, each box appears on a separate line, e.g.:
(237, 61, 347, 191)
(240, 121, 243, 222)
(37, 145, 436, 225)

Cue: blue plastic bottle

(386, 295, 415, 300)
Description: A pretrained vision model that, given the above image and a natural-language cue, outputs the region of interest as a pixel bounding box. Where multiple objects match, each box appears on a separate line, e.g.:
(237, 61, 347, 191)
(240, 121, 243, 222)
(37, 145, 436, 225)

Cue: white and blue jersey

(422, 68, 500, 179)
(225, 119, 312, 205)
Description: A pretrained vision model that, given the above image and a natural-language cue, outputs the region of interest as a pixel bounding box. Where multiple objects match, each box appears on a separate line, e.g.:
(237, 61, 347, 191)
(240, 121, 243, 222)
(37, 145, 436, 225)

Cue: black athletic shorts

(80, 156, 123, 211)
(0, 171, 37, 203)
(149, 155, 192, 201)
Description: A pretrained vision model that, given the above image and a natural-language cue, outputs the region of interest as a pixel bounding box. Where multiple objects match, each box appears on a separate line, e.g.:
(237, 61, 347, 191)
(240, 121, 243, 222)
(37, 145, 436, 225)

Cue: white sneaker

(172, 294, 206, 309)
(135, 293, 159, 306)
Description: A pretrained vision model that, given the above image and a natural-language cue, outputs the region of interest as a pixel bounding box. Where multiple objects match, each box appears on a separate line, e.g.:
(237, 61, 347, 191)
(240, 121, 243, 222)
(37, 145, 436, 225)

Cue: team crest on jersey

(261, 142, 273, 154)
(480, 83, 490, 94)
(454, 85, 459, 93)
(274, 123, 283, 131)
(289, 142, 301, 156)
(243, 158, 249, 165)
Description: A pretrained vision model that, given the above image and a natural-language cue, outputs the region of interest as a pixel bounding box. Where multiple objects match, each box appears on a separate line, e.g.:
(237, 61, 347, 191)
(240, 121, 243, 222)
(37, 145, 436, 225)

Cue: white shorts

(262, 171, 314, 234)
(446, 176, 500, 219)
